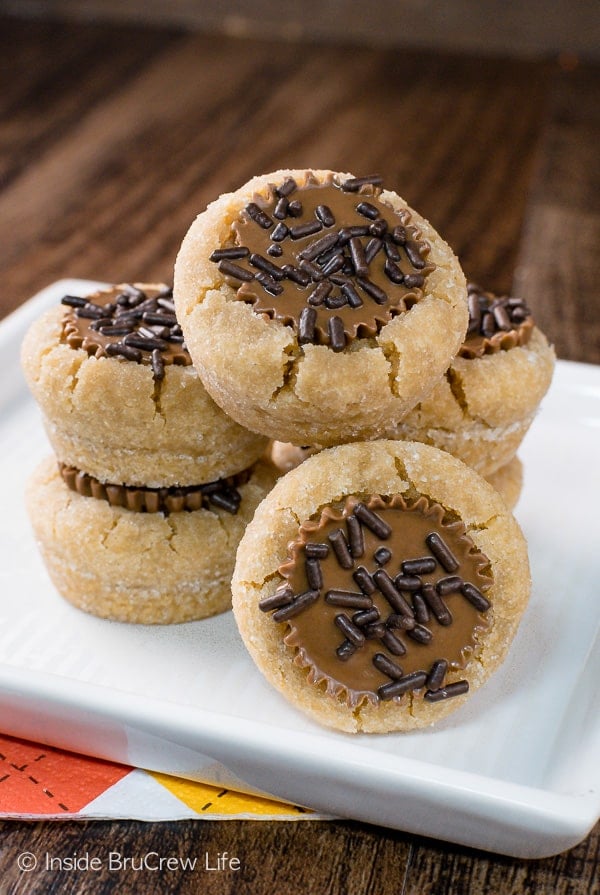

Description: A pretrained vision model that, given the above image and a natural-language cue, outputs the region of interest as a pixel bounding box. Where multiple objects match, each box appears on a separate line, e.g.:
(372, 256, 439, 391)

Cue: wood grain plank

(1, 23, 552, 316)
(513, 64, 600, 364)
(0, 818, 597, 893)
(0, 19, 180, 191)
(0, 819, 413, 894)
(4, 0, 600, 60)
(405, 824, 600, 895)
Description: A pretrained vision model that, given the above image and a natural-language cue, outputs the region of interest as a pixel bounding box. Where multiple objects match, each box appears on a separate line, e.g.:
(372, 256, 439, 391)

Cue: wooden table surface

(1, 16, 598, 894)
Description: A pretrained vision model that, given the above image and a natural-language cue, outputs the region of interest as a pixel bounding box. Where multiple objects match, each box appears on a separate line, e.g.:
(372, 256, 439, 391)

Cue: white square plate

(1, 280, 598, 857)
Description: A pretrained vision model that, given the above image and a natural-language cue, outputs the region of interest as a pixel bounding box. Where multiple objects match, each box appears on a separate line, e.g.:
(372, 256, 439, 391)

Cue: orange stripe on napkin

(0, 734, 131, 814)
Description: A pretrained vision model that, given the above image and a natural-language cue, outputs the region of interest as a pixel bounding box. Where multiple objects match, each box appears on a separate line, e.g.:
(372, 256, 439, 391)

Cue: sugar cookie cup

(232, 440, 530, 733)
(393, 285, 555, 475)
(174, 170, 469, 446)
(21, 283, 268, 487)
(269, 441, 524, 511)
(28, 456, 276, 624)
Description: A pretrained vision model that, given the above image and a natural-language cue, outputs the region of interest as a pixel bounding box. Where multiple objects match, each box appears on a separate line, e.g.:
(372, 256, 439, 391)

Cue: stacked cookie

(267, 277, 555, 510)
(22, 282, 273, 624)
(392, 281, 555, 482)
(173, 168, 553, 731)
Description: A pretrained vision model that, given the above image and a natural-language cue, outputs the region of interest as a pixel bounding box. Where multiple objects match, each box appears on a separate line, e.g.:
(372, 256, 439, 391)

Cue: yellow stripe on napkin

(150, 772, 309, 817)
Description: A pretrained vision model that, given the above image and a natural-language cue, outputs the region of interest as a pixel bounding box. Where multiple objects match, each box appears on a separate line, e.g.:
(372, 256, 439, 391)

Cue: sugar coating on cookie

(174, 170, 469, 446)
(269, 441, 524, 510)
(28, 457, 276, 624)
(392, 284, 555, 474)
(21, 283, 268, 486)
(232, 440, 530, 733)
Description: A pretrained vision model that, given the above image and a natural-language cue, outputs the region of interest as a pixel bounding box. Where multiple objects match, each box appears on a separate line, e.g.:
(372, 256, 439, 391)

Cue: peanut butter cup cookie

(392, 284, 555, 475)
(174, 170, 469, 446)
(232, 440, 530, 733)
(28, 456, 275, 624)
(21, 283, 268, 487)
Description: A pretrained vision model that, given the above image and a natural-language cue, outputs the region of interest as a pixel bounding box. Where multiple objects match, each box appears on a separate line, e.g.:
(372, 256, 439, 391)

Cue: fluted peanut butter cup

(21, 283, 268, 487)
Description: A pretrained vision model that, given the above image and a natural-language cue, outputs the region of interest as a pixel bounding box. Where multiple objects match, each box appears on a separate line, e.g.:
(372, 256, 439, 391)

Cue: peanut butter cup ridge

(59, 462, 250, 515)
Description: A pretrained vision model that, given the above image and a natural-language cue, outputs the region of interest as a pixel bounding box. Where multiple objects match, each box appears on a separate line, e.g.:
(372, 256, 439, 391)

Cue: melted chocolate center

(260, 494, 493, 709)
(461, 283, 534, 358)
(211, 173, 435, 350)
(60, 284, 190, 380)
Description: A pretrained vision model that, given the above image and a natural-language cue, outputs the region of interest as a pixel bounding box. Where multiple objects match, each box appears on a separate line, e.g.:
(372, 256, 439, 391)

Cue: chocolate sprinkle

(394, 574, 422, 592)
(299, 307, 317, 344)
(341, 174, 384, 192)
(299, 231, 339, 262)
(328, 316, 346, 351)
(219, 173, 435, 349)
(461, 582, 492, 612)
(402, 557, 436, 576)
(426, 659, 448, 691)
(316, 205, 335, 226)
(407, 624, 433, 644)
(290, 220, 322, 240)
(374, 547, 392, 565)
(356, 201, 380, 220)
(373, 569, 414, 617)
(421, 584, 452, 626)
(272, 590, 319, 621)
(209, 247, 250, 261)
(346, 515, 365, 558)
(353, 503, 392, 539)
(379, 629, 407, 656)
(336, 640, 357, 662)
(436, 575, 463, 596)
(151, 348, 165, 381)
(378, 671, 427, 701)
(353, 565, 376, 595)
(424, 680, 469, 702)
(258, 587, 295, 612)
(386, 614, 416, 631)
(353, 608, 381, 626)
(305, 557, 323, 590)
(334, 613, 366, 647)
(61, 284, 190, 381)
(325, 590, 373, 610)
(246, 202, 273, 229)
(329, 528, 354, 569)
(412, 593, 430, 624)
(276, 177, 298, 197)
(250, 253, 285, 280)
(105, 342, 142, 362)
(373, 653, 404, 680)
(357, 277, 388, 305)
(425, 532, 459, 573)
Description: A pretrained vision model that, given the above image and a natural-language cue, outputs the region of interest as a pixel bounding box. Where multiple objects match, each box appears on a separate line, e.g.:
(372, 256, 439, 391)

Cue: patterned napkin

(0, 733, 328, 820)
